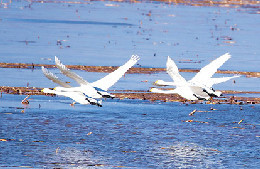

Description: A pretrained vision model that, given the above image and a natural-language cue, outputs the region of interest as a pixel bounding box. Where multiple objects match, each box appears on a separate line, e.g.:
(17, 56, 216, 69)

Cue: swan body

(152, 53, 240, 100)
(150, 87, 205, 100)
(42, 88, 102, 106)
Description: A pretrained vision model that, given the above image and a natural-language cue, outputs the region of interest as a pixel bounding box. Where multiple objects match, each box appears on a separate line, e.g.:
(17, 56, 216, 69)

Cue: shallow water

(0, 94, 259, 168)
(0, 0, 260, 168)
(0, 0, 260, 71)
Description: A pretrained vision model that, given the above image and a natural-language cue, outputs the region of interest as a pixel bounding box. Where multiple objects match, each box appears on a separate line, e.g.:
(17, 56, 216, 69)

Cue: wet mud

(0, 62, 259, 77)
(1, 86, 259, 104)
(151, 0, 260, 8)
(22, 0, 260, 8)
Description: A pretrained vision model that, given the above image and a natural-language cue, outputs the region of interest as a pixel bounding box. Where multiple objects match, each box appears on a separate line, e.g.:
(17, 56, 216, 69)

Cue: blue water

(0, 94, 259, 168)
(0, 0, 259, 71)
(0, 0, 260, 168)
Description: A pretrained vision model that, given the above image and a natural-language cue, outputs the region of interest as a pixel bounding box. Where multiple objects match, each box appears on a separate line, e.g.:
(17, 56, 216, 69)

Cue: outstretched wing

(203, 75, 240, 87)
(41, 66, 71, 88)
(55, 56, 89, 86)
(91, 55, 140, 91)
(190, 53, 231, 84)
(166, 56, 188, 87)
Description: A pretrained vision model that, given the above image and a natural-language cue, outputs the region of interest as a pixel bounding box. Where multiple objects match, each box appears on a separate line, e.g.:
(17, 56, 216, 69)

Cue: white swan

(151, 56, 211, 100)
(53, 55, 140, 99)
(42, 66, 102, 107)
(151, 53, 240, 100)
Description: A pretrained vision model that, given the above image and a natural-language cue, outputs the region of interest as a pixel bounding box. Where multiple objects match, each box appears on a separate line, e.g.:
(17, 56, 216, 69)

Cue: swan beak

(150, 88, 155, 92)
(153, 80, 159, 86)
(53, 87, 56, 90)
(41, 88, 46, 93)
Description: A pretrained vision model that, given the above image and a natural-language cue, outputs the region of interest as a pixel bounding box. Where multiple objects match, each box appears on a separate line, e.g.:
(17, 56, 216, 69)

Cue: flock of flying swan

(42, 53, 239, 106)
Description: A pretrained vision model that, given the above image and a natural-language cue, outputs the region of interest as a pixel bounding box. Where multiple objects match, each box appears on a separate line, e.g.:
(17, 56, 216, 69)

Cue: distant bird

(42, 67, 102, 107)
(53, 55, 140, 99)
(151, 53, 240, 100)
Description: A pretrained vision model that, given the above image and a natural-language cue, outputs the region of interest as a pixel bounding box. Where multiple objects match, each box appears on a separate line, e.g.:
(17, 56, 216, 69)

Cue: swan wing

(42, 66, 72, 88)
(203, 75, 240, 87)
(55, 56, 89, 86)
(166, 56, 188, 86)
(91, 55, 140, 91)
(190, 53, 231, 84)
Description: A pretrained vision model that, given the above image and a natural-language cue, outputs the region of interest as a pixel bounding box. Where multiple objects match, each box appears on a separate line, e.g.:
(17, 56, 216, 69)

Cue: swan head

(41, 88, 46, 93)
(153, 80, 167, 86)
(41, 88, 53, 94)
(150, 87, 158, 93)
(53, 86, 64, 92)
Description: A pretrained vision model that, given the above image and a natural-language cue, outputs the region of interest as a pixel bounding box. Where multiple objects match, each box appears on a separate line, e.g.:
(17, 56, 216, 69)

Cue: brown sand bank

(0, 62, 259, 77)
(30, 0, 260, 8)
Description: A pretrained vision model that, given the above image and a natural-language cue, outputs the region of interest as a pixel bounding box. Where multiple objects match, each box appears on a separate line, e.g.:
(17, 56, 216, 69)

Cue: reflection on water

(44, 148, 102, 168)
(4, 18, 134, 26)
(158, 142, 223, 168)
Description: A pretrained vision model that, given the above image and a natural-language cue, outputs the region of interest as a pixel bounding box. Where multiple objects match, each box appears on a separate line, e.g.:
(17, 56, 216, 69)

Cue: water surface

(0, 1, 259, 168)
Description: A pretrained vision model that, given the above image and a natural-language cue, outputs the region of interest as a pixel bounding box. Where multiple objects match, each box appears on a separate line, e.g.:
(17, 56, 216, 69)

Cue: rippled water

(0, 0, 259, 168)
(1, 94, 259, 168)
(0, 0, 259, 71)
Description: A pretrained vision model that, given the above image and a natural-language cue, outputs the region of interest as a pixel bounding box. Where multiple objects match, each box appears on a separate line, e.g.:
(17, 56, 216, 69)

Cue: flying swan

(41, 67, 102, 107)
(151, 53, 240, 100)
(53, 55, 140, 98)
(52, 55, 140, 99)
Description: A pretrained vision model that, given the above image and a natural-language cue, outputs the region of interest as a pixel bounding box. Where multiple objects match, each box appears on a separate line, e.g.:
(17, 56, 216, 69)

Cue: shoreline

(1, 86, 259, 104)
(0, 62, 259, 77)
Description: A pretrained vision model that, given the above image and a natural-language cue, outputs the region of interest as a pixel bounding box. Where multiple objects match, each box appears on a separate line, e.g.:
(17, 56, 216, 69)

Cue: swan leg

(193, 94, 207, 100)
(70, 102, 76, 107)
(85, 98, 102, 107)
(97, 91, 115, 99)
(102, 94, 115, 99)
(202, 88, 220, 97)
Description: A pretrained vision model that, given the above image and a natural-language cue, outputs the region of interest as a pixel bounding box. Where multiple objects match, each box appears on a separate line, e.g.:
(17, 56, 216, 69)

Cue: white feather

(92, 55, 140, 91)
(190, 53, 231, 85)
(42, 66, 71, 88)
(55, 56, 89, 86)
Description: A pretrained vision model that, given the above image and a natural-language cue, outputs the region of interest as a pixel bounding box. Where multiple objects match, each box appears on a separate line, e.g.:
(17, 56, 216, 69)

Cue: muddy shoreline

(0, 62, 259, 77)
(25, 0, 260, 8)
(1, 86, 259, 104)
